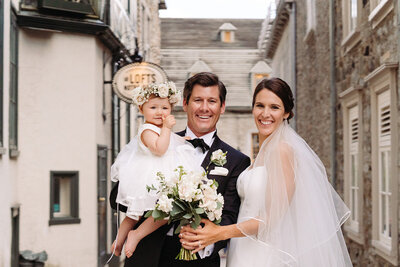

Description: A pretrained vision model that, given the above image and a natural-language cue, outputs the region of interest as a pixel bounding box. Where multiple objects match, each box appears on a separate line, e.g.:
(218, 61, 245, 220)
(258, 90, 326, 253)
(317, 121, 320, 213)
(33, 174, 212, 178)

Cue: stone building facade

(335, 0, 399, 266)
(0, 1, 163, 266)
(264, 0, 400, 266)
(160, 18, 271, 158)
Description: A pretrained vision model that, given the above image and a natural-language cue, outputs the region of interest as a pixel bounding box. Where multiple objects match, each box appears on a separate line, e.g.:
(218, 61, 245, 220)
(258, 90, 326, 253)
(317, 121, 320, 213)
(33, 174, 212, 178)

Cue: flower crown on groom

(131, 81, 181, 106)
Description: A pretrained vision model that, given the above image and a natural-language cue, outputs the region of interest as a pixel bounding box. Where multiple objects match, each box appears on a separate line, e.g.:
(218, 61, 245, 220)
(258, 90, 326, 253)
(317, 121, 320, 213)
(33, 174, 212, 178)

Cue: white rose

(158, 83, 169, 98)
(135, 92, 147, 106)
(178, 179, 197, 202)
(165, 173, 179, 188)
(157, 195, 173, 213)
(200, 197, 218, 211)
(217, 193, 224, 205)
(168, 81, 177, 93)
(169, 90, 181, 104)
(211, 149, 224, 161)
(213, 208, 222, 221)
(206, 211, 216, 221)
(193, 189, 203, 201)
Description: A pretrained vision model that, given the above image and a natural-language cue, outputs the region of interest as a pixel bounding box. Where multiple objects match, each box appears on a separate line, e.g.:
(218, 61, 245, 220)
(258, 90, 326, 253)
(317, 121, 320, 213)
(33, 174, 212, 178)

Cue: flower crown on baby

(131, 81, 181, 106)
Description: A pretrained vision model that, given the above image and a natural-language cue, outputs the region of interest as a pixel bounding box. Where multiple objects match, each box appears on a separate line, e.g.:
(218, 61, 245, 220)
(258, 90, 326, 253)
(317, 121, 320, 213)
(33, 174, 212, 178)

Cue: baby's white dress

(111, 123, 197, 219)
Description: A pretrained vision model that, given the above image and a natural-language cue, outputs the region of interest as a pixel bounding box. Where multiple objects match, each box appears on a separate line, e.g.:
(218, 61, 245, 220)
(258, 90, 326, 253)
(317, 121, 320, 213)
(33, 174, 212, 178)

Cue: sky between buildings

(159, 0, 272, 19)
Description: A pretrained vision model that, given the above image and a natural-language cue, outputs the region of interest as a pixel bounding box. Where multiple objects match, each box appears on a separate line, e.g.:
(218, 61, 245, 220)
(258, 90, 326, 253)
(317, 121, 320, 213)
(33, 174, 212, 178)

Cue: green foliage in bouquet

(145, 166, 224, 260)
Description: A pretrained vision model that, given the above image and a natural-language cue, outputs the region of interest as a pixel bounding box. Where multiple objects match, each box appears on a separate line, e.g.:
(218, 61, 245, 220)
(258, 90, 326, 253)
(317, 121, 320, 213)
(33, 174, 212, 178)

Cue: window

(341, 0, 361, 53)
(252, 73, 269, 90)
(37, 0, 93, 15)
(218, 23, 237, 43)
(339, 86, 363, 243)
(349, 106, 360, 228)
(251, 133, 259, 161)
(49, 171, 80, 225)
(349, 0, 357, 32)
(223, 31, 232, 42)
(366, 63, 398, 265)
(304, 0, 316, 41)
(369, 0, 394, 28)
(9, 10, 18, 157)
(220, 30, 235, 43)
(0, 0, 3, 151)
(249, 61, 272, 91)
(377, 90, 391, 247)
(188, 59, 212, 79)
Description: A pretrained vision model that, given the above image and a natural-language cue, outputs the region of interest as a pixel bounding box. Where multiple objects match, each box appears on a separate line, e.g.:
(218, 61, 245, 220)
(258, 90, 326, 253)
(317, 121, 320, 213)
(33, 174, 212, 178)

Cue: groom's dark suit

(110, 130, 250, 267)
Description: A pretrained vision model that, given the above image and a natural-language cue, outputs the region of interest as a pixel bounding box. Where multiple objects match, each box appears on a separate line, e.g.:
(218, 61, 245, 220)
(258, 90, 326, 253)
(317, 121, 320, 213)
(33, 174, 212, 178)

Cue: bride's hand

(179, 225, 199, 250)
(179, 219, 222, 254)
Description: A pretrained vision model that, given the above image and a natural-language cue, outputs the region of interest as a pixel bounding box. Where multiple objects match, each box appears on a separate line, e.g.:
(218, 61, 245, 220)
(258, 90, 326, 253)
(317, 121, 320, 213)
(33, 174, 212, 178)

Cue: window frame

(339, 85, 364, 244)
(341, 0, 361, 54)
(365, 62, 398, 265)
(369, 0, 394, 29)
(49, 171, 81, 225)
(304, 0, 316, 42)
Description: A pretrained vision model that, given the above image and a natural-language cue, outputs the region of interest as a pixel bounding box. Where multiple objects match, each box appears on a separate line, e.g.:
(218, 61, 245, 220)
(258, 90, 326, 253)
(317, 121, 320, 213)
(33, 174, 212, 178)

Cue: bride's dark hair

(252, 78, 295, 122)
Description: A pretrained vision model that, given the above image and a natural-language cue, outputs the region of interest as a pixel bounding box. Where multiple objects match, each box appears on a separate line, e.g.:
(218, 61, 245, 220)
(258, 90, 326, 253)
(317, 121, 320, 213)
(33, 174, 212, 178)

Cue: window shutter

(378, 90, 391, 145)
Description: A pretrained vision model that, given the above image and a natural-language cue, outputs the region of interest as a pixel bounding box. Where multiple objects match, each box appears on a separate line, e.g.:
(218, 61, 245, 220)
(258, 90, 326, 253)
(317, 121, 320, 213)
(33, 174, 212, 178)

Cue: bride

(180, 78, 352, 266)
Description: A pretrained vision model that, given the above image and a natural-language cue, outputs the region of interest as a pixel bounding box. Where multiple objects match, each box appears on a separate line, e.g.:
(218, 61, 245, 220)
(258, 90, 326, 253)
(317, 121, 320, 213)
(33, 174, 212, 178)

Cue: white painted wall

(16, 29, 112, 267)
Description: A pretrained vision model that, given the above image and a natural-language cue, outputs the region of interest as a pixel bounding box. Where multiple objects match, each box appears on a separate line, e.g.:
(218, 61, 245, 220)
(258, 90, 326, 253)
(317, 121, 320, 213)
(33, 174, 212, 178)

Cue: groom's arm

(109, 181, 128, 212)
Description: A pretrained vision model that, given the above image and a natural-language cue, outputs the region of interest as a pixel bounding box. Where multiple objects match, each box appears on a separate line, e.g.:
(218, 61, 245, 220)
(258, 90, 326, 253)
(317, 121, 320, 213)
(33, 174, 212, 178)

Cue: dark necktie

(187, 138, 210, 153)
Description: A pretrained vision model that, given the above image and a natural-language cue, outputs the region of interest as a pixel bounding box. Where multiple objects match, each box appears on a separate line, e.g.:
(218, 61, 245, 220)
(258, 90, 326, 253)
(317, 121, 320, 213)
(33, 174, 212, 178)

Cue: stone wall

(295, 0, 333, 179)
(334, 0, 398, 266)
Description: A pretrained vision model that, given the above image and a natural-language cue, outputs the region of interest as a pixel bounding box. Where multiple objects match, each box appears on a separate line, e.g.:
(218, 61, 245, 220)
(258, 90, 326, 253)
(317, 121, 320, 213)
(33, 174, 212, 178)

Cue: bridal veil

(233, 121, 352, 266)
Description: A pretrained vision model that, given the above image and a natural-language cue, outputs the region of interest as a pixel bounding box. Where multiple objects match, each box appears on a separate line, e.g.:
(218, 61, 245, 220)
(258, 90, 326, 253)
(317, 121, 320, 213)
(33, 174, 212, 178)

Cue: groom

(111, 72, 250, 267)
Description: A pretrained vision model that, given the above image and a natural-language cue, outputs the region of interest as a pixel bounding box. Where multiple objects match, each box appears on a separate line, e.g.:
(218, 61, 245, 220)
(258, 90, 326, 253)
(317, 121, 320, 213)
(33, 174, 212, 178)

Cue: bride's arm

(180, 219, 260, 253)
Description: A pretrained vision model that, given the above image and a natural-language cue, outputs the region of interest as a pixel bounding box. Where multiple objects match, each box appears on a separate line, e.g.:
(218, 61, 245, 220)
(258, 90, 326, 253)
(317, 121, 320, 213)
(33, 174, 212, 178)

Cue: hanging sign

(112, 62, 169, 103)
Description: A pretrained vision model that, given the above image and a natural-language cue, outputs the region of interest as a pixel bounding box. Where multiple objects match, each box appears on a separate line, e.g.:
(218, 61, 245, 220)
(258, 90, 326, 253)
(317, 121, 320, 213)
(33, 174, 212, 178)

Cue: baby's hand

(163, 115, 176, 129)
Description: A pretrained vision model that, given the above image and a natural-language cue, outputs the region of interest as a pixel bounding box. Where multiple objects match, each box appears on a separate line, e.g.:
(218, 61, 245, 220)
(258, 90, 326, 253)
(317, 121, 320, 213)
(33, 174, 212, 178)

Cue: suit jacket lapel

(176, 129, 186, 137)
(201, 135, 221, 170)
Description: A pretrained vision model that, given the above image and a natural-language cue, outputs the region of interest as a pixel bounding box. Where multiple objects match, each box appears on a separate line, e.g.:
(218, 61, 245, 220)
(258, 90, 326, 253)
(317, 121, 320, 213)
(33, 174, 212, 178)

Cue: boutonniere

(208, 149, 228, 176)
(210, 149, 227, 166)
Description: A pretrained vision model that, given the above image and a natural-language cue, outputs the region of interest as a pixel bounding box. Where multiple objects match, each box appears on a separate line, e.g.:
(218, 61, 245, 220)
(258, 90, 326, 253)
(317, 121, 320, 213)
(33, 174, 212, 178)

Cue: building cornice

(17, 10, 131, 57)
(265, 0, 292, 60)
(364, 62, 398, 82)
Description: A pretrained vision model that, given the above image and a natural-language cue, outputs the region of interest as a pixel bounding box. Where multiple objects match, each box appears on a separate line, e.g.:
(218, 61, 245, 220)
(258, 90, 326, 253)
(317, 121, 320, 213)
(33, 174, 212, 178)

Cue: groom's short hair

(183, 72, 227, 106)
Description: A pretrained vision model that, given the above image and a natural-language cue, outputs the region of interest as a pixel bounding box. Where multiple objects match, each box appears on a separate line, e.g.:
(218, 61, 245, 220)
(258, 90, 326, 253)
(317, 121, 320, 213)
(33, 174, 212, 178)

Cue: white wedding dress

(111, 123, 198, 219)
(227, 122, 352, 267)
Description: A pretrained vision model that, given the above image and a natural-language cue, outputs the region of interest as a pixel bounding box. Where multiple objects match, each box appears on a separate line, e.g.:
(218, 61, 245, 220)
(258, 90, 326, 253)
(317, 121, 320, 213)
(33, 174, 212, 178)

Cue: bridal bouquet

(145, 166, 224, 260)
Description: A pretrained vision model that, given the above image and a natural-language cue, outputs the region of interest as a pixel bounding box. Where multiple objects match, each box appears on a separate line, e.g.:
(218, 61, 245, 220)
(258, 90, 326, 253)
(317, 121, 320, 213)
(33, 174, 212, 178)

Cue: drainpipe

(329, 0, 337, 188)
(288, 1, 297, 131)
